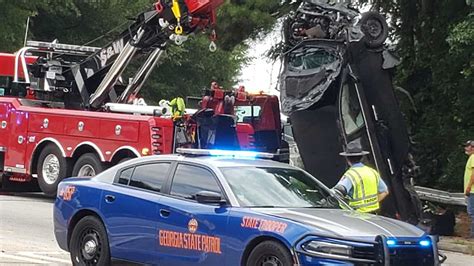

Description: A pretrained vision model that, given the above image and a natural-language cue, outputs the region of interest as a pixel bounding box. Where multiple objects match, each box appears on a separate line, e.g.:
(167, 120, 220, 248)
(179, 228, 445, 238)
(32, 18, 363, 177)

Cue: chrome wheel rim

(42, 154, 60, 184)
(77, 164, 96, 177)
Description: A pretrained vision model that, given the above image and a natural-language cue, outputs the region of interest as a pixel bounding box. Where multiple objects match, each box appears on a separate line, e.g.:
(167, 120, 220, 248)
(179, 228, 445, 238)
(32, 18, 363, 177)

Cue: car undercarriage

(279, 0, 422, 224)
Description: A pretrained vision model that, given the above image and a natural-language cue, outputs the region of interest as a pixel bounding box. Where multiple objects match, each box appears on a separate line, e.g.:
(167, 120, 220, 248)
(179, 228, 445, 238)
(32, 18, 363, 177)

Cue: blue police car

(54, 149, 441, 265)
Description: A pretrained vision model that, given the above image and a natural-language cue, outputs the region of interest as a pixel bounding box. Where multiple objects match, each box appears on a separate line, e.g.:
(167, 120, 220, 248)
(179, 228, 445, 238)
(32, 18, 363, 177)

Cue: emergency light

(419, 240, 431, 247)
(386, 239, 431, 247)
(386, 239, 396, 247)
(176, 148, 275, 159)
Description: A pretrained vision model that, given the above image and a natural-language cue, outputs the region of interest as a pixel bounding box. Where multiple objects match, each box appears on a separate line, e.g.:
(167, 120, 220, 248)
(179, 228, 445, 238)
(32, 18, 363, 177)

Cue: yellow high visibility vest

(343, 165, 380, 213)
(170, 97, 186, 117)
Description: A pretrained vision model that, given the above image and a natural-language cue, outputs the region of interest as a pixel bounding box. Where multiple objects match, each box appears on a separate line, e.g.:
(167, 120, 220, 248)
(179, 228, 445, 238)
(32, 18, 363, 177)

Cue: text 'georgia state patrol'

(158, 230, 222, 254)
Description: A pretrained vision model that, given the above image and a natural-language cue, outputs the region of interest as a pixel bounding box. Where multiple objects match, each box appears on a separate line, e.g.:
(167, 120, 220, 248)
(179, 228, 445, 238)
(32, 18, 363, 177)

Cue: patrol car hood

(255, 208, 424, 240)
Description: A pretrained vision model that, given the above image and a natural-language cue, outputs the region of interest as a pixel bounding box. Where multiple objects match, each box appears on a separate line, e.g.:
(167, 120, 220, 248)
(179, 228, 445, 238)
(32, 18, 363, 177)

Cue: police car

(54, 149, 441, 265)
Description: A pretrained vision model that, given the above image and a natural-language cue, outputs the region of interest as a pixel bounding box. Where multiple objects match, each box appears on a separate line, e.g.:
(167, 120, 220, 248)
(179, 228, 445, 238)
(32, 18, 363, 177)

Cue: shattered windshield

(288, 47, 337, 72)
(221, 167, 342, 208)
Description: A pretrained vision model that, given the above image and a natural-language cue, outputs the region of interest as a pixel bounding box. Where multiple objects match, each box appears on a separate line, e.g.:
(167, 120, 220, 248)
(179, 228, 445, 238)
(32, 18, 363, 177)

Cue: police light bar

(176, 148, 275, 159)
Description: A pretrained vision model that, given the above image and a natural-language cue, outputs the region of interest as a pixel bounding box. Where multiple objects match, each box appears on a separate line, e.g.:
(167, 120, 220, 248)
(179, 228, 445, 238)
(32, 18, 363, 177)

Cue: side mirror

(195, 191, 226, 205)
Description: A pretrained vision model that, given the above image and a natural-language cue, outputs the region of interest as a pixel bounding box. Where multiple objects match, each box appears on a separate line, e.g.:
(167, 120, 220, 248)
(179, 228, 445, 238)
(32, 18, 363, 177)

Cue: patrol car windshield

(221, 167, 342, 208)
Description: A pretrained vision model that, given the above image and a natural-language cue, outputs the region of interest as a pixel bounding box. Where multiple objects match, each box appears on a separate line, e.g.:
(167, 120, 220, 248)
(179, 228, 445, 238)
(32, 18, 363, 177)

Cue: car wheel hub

(78, 164, 96, 177)
(42, 154, 60, 184)
(260, 255, 282, 266)
(365, 18, 382, 38)
(84, 240, 97, 255)
(80, 229, 101, 263)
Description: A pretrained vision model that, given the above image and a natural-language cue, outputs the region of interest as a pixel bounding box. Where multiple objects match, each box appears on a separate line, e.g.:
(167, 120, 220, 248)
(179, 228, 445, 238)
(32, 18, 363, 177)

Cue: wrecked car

(279, 0, 422, 224)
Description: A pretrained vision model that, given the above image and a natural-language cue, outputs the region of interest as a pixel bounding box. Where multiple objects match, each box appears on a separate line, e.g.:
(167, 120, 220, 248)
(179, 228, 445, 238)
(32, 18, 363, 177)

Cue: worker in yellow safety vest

(169, 97, 186, 118)
(333, 142, 389, 214)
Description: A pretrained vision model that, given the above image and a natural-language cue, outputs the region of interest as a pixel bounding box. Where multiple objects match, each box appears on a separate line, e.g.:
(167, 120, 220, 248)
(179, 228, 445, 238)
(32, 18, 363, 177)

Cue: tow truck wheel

(117, 157, 131, 164)
(70, 216, 110, 266)
(246, 240, 293, 266)
(37, 144, 71, 196)
(72, 153, 104, 177)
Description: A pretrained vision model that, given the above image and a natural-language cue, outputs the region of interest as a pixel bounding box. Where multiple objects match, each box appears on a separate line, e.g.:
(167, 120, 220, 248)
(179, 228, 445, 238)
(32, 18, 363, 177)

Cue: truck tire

(70, 216, 111, 266)
(118, 157, 131, 164)
(72, 153, 104, 177)
(360, 11, 388, 48)
(37, 144, 71, 196)
(246, 240, 293, 266)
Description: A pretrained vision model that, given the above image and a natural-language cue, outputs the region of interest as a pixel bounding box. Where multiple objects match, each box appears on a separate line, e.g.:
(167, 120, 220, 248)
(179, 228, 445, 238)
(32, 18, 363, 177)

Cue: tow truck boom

(16, 0, 223, 110)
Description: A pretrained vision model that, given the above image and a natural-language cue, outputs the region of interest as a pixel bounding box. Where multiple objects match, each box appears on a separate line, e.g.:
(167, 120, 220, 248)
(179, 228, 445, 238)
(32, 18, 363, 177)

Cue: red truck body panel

(0, 97, 174, 175)
(0, 53, 36, 78)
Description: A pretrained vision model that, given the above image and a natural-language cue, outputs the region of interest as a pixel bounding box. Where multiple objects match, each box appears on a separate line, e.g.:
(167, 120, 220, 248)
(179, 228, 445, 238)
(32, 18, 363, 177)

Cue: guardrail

(414, 186, 466, 207)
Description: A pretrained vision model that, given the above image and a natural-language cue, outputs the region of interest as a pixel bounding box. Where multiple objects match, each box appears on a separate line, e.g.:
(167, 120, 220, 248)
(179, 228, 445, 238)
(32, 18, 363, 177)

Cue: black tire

(37, 144, 71, 196)
(360, 11, 389, 48)
(70, 216, 111, 266)
(72, 153, 104, 177)
(246, 240, 293, 266)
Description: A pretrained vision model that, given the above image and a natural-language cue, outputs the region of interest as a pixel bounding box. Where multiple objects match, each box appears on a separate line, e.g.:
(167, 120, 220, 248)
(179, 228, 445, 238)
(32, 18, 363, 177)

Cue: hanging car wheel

(360, 11, 389, 48)
(70, 216, 110, 266)
(37, 144, 71, 196)
(72, 153, 104, 177)
(246, 241, 293, 266)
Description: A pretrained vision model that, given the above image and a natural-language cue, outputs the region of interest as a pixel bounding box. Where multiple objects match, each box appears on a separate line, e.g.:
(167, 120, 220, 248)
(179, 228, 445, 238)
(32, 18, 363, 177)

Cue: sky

(237, 21, 282, 96)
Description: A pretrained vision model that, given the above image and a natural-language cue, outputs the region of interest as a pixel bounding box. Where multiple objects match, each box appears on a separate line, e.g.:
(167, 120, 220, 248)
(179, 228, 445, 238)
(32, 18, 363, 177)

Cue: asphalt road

(0, 192, 70, 265)
(0, 191, 473, 265)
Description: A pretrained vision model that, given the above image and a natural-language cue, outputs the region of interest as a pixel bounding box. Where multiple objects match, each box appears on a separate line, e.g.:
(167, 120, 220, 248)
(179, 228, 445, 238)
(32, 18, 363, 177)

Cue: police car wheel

(246, 241, 293, 266)
(70, 216, 110, 266)
(37, 144, 71, 197)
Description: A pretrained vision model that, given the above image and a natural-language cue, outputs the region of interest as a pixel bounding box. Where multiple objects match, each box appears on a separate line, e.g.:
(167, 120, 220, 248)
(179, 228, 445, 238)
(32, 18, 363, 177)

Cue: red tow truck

(0, 0, 284, 196)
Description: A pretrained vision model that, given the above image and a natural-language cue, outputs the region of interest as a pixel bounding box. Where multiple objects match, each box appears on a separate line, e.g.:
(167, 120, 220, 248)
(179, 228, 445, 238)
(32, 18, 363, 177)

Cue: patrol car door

(100, 162, 171, 264)
(157, 163, 229, 265)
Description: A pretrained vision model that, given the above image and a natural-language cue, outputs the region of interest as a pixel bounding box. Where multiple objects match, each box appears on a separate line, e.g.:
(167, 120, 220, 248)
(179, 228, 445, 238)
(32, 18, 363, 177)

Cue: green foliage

(216, 0, 281, 50)
(29, 0, 151, 45)
(142, 36, 248, 104)
(447, 14, 474, 79)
